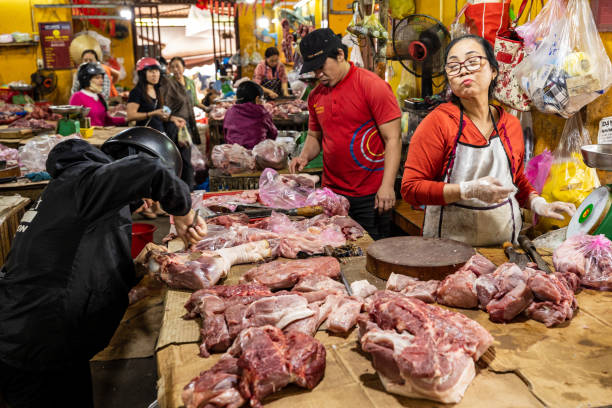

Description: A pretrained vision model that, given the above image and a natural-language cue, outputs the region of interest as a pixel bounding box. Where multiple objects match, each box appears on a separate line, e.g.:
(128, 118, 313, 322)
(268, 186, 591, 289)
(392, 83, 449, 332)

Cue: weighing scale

(8, 83, 34, 105)
(49, 105, 90, 136)
(567, 144, 612, 240)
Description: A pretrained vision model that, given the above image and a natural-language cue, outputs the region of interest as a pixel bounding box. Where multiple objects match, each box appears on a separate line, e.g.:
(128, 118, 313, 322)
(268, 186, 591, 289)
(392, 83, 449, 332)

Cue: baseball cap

(299, 28, 343, 74)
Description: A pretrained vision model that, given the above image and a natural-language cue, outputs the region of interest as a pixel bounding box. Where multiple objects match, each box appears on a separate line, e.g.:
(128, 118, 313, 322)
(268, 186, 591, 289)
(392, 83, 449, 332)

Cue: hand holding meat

(459, 176, 515, 204)
(530, 196, 576, 220)
(289, 155, 308, 173)
(174, 210, 207, 245)
(375, 183, 396, 213)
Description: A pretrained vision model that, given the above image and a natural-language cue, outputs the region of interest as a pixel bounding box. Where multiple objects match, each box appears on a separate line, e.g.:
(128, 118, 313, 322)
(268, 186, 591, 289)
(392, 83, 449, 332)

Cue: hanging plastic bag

(363, 13, 388, 40)
(389, 0, 415, 20)
(347, 2, 367, 38)
(177, 126, 193, 147)
(539, 114, 600, 230)
(250, 51, 262, 65)
(525, 149, 553, 194)
(515, 0, 566, 55)
(450, 3, 470, 40)
(514, 0, 612, 118)
(519, 111, 535, 163)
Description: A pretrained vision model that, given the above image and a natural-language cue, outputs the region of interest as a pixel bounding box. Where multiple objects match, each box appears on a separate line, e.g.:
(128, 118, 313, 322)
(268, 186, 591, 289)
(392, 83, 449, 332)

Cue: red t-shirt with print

(307, 63, 401, 197)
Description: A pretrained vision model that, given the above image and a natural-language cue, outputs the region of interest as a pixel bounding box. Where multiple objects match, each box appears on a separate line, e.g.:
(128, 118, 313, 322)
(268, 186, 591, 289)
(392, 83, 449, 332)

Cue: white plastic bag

(18, 135, 66, 173)
(514, 0, 612, 118)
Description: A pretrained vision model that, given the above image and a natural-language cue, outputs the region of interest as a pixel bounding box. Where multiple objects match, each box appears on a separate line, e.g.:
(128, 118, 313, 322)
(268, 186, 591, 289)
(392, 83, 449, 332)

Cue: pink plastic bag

(211, 144, 256, 175)
(305, 187, 350, 216)
(253, 140, 287, 170)
(258, 168, 316, 209)
(525, 149, 553, 194)
(191, 145, 208, 171)
(553, 234, 612, 291)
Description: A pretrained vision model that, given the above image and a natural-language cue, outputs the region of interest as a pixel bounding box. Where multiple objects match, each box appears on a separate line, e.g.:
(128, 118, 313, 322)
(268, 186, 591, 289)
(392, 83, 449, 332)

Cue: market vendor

(401, 34, 576, 247)
(289, 28, 401, 240)
(223, 81, 277, 149)
(0, 128, 206, 408)
(71, 48, 117, 100)
(69, 63, 126, 127)
(254, 47, 289, 99)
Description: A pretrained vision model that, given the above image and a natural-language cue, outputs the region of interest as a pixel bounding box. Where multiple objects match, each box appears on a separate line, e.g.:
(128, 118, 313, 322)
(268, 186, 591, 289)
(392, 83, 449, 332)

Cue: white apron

(423, 106, 522, 246)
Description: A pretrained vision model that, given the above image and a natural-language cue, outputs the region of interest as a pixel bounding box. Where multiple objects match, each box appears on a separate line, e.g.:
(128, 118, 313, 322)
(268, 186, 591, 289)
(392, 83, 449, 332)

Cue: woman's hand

(151, 108, 170, 121)
(174, 210, 207, 245)
(459, 176, 515, 204)
(171, 116, 186, 128)
(531, 196, 576, 220)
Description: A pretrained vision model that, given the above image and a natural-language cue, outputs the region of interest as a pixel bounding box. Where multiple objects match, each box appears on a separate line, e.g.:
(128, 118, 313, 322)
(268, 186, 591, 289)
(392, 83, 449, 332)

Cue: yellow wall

(0, 0, 135, 104)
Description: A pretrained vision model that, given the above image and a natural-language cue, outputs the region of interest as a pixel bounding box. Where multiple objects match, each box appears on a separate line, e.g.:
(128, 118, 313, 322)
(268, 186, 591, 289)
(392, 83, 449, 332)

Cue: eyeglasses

(445, 56, 487, 76)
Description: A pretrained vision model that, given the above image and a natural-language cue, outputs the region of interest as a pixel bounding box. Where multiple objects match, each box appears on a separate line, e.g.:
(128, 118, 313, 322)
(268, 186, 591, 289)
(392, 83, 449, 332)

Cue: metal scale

(49, 105, 90, 136)
(567, 144, 612, 240)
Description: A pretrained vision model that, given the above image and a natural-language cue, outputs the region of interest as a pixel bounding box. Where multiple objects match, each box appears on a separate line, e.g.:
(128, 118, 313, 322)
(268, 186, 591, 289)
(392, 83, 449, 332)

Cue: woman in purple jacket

(223, 81, 277, 149)
(69, 63, 126, 127)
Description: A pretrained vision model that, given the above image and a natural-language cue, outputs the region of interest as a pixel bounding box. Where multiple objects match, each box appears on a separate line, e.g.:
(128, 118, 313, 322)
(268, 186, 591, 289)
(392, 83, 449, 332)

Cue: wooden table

(154, 234, 612, 408)
(0, 180, 48, 201)
(392, 199, 424, 236)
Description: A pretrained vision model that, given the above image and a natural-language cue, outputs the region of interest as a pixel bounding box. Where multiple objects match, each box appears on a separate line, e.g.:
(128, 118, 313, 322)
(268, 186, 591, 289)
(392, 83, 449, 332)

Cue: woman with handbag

(401, 35, 575, 247)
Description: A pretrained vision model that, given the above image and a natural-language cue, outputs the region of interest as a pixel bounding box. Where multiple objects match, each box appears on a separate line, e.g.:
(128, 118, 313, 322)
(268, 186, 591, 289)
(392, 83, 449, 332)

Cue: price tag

(597, 116, 612, 144)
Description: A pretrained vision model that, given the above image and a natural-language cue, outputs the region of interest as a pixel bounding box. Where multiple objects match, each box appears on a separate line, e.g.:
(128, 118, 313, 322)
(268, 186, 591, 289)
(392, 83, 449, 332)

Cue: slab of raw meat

(259, 168, 317, 209)
(436, 270, 479, 309)
(526, 271, 577, 327)
(182, 356, 244, 408)
(327, 296, 363, 333)
(385, 273, 439, 303)
(484, 263, 533, 323)
(145, 240, 274, 290)
(207, 213, 250, 227)
(243, 293, 315, 330)
(293, 274, 347, 302)
(304, 187, 350, 216)
(553, 233, 612, 290)
(253, 139, 287, 170)
(358, 291, 493, 404)
(351, 280, 377, 300)
(193, 225, 280, 252)
(227, 326, 325, 407)
(198, 190, 259, 212)
(283, 303, 320, 336)
(240, 257, 341, 289)
(460, 253, 498, 276)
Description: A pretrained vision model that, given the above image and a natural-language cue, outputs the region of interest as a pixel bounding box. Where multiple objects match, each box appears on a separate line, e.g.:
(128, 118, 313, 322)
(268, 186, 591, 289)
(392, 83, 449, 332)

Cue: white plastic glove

(530, 196, 576, 220)
(459, 176, 515, 204)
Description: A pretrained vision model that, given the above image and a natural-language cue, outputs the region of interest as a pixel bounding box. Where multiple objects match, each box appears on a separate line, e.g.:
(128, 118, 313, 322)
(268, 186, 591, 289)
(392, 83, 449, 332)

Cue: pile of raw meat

(209, 99, 308, 121)
(8, 117, 55, 130)
(358, 291, 494, 404)
(211, 141, 290, 174)
(209, 102, 234, 121)
(259, 168, 349, 216)
(384, 252, 579, 327)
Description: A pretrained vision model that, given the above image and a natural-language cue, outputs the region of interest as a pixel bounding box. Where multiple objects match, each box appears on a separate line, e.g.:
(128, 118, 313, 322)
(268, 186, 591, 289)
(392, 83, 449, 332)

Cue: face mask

(89, 82, 102, 94)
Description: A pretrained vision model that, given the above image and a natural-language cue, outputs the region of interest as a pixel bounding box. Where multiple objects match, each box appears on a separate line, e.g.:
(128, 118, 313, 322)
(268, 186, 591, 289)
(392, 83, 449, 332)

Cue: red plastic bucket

(132, 223, 157, 258)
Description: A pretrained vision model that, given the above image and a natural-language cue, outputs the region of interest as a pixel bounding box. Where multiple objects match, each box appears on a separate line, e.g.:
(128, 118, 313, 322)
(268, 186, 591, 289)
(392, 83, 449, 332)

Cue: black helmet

(101, 127, 183, 177)
(77, 62, 105, 90)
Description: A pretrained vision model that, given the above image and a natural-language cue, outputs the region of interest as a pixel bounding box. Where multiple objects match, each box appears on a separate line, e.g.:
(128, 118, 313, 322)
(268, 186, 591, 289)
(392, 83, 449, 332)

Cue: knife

(339, 269, 353, 296)
(502, 242, 530, 269)
(518, 235, 553, 274)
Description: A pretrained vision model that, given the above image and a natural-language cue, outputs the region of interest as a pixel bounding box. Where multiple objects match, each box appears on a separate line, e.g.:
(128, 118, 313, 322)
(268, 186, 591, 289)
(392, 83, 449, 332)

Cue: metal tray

(9, 83, 33, 91)
(581, 144, 612, 171)
(50, 105, 82, 115)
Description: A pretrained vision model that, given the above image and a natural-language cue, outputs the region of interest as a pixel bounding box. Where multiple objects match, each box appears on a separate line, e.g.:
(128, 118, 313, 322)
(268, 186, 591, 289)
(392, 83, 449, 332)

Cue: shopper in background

(223, 81, 277, 149)
(169, 56, 208, 111)
(69, 63, 126, 127)
(253, 47, 290, 99)
(71, 49, 118, 99)
(126, 57, 169, 134)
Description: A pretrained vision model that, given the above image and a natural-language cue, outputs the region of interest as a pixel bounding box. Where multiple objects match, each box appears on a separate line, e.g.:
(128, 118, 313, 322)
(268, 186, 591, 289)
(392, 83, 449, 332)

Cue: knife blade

(518, 235, 552, 274)
(339, 269, 352, 296)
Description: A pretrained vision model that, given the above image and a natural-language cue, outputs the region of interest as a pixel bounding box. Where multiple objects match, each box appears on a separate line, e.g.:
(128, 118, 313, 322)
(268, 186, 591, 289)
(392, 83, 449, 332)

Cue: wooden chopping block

(0, 164, 21, 178)
(366, 236, 476, 281)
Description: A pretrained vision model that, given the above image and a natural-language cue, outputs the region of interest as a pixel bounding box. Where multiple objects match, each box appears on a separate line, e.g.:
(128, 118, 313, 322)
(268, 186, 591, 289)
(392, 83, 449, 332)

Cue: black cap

(77, 62, 105, 89)
(299, 28, 343, 74)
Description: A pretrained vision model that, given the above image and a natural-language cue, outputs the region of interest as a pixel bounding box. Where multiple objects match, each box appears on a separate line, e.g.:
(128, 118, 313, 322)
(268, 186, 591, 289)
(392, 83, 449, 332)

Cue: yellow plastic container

(80, 127, 94, 138)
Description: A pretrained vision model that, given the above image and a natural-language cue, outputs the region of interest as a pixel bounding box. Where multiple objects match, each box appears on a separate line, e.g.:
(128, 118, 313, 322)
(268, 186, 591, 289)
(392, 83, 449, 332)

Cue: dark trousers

(342, 193, 391, 240)
(0, 359, 93, 408)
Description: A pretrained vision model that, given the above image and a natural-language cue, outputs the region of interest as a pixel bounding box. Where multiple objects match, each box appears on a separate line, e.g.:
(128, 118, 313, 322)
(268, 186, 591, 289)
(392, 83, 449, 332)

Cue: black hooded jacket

(0, 139, 191, 371)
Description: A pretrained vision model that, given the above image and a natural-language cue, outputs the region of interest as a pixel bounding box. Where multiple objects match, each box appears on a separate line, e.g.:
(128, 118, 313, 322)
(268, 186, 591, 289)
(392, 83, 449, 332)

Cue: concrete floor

(90, 215, 170, 408)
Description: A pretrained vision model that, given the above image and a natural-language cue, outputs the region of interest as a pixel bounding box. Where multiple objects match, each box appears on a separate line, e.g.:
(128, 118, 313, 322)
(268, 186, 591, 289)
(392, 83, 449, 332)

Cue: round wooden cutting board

(366, 236, 476, 281)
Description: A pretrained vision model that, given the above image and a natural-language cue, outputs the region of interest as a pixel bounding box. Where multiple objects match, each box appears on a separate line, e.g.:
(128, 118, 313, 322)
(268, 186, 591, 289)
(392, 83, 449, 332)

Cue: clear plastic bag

(304, 187, 350, 216)
(0, 143, 19, 166)
(258, 168, 315, 209)
(191, 145, 208, 172)
(539, 114, 600, 230)
(553, 234, 612, 290)
(514, 0, 612, 118)
(18, 134, 65, 173)
(525, 149, 553, 194)
(211, 144, 256, 175)
(253, 140, 287, 170)
(389, 0, 415, 20)
(515, 0, 566, 55)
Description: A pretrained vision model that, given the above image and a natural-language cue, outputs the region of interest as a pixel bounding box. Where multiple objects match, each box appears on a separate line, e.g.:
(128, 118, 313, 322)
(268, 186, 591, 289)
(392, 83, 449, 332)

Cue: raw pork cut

(385, 273, 439, 303)
(351, 280, 378, 300)
(304, 187, 350, 216)
(553, 234, 612, 290)
(143, 240, 274, 290)
(258, 168, 318, 209)
(239, 257, 341, 289)
(327, 296, 363, 333)
(212, 144, 256, 175)
(192, 225, 280, 252)
(293, 274, 347, 302)
(460, 253, 498, 276)
(197, 190, 259, 212)
(184, 326, 325, 408)
(227, 326, 325, 408)
(479, 263, 533, 322)
(526, 271, 577, 327)
(207, 213, 250, 227)
(253, 139, 287, 170)
(358, 291, 493, 404)
(182, 356, 244, 408)
(436, 270, 479, 309)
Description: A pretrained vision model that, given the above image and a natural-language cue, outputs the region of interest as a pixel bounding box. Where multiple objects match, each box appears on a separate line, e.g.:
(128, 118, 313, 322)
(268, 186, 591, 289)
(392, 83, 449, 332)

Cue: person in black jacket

(0, 128, 206, 408)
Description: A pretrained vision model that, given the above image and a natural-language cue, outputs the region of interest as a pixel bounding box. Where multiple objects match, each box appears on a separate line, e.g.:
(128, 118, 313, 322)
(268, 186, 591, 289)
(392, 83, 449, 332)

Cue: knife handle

(295, 205, 324, 217)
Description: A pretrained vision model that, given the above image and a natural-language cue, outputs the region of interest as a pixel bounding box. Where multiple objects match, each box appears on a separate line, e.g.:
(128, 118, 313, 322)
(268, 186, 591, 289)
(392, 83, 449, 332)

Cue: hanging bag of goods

(462, 0, 512, 46)
(513, 0, 612, 118)
(492, 0, 532, 111)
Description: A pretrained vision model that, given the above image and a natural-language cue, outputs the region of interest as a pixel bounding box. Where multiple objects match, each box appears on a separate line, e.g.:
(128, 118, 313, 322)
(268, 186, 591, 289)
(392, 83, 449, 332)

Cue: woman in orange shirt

(401, 35, 575, 246)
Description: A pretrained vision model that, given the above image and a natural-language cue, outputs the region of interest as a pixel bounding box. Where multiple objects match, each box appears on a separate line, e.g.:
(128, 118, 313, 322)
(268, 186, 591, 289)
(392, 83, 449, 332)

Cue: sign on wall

(592, 0, 612, 32)
(39, 22, 72, 69)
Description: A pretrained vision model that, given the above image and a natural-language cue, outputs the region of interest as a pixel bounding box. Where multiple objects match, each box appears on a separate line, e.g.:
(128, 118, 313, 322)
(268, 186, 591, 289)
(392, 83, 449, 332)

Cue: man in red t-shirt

(289, 29, 401, 239)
